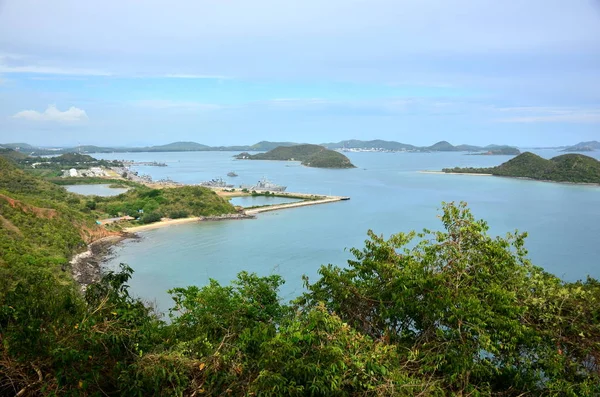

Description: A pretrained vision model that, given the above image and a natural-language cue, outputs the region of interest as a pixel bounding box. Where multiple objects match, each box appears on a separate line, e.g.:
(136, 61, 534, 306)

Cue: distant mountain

(249, 141, 300, 151)
(323, 139, 416, 151)
(236, 144, 355, 169)
(427, 141, 460, 151)
(444, 152, 600, 184)
(562, 141, 600, 152)
(140, 141, 211, 152)
(2, 139, 521, 156)
(1, 143, 37, 150)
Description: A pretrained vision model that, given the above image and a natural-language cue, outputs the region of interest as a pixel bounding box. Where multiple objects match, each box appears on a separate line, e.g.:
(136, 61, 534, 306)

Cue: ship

(242, 177, 287, 192)
(200, 178, 234, 188)
(227, 171, 238, 177)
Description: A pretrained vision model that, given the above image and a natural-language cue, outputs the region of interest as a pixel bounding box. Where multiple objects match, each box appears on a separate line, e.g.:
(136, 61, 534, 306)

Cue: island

(561, 140, 600, 152)
(235, 144, 356, 169)
(443, 152, 600, 184)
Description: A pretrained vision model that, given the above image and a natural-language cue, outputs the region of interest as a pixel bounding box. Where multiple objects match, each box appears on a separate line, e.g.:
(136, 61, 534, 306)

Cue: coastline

(420, 170, 493, 176)
(70, 233, 137, 290)
(423, 170, 600, 187)
(123, 213, 255, 232)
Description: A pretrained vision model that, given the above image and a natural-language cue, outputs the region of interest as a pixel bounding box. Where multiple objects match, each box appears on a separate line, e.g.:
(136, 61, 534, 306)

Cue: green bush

(140, 212, 162, 224)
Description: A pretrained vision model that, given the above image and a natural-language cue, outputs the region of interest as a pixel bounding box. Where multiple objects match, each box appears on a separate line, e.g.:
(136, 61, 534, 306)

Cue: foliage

(1, 156, 599, 396)
(444, 152, 600, 183)
(236, 144, 356, 168)
(300, 202, 600, 395)
(93, 185, 236, 222)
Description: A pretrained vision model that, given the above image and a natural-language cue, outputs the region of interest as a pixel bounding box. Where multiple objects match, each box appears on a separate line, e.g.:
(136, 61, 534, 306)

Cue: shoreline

(420, 170, 493, 176)
(123, 213, 255, 232)
(422, 170, 600, 187)
(70, 233, 137, 290)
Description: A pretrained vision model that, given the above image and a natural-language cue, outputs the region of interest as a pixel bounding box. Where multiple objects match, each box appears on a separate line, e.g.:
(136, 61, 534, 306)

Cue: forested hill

(1, 154, 600, 394)
(236, 144, 356, 168)
(443, 152, 600, 184)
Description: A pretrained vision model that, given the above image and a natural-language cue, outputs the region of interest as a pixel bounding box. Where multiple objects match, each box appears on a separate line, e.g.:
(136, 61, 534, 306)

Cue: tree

(300, 202, 600, 395)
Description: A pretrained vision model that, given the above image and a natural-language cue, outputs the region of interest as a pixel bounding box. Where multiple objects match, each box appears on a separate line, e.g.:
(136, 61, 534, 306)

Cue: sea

(90, 150, 600, 313)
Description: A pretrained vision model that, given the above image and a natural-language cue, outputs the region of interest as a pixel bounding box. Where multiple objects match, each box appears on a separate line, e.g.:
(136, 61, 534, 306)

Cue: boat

(227, 171, 238, 177)
(200, 178, 234, 188)
(242, 177, 287, 192)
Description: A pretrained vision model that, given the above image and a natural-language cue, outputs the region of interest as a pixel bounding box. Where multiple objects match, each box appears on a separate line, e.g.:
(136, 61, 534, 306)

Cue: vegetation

(92, 185, 236, 220)
(1, 188, 599, 395)
(444, 152, 600, 183)
(236, 144, 356, 168)
(2, 155, 600, 395)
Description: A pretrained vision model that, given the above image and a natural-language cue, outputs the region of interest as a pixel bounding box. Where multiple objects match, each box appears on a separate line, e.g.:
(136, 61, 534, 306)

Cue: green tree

(300, 202, 600, 395)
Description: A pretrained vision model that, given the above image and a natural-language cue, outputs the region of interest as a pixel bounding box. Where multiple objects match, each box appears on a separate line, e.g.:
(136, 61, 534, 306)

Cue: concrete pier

(244, 193, 350, 215)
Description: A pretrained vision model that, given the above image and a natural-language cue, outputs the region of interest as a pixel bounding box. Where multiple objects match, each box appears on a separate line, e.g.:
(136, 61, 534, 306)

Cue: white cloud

(132, 100, 221, 111)
(13, 105, 89, 123)
(163, 74, 230, 80)
(0, 53, 110, 76)
(494, 107, 600, 123)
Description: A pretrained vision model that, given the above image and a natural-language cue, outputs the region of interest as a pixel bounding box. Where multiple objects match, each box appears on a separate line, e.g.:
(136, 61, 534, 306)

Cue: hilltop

(561, 140, 600, 152)
(443, 152, 600, 184)
(236, 144, 356, 168)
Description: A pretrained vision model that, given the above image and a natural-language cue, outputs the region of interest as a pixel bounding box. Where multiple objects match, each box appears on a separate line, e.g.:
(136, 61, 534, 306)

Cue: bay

(96, 150, 600, 312)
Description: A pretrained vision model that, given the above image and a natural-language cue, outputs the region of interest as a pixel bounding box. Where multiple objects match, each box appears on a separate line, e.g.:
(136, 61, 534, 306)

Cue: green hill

(0, 148, 29, 161)
(1, 155, 599, 394)
(236, 144, 356, 168)
(444, 152, 600, 183)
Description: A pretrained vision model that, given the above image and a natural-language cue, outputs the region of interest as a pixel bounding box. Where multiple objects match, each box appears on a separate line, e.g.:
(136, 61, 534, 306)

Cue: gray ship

(200, 178, 234, 188)
(242, 177, 287, 192)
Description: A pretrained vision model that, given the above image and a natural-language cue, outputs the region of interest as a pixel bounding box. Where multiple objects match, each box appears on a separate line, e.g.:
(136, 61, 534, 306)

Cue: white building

(69, 168, 78, 177)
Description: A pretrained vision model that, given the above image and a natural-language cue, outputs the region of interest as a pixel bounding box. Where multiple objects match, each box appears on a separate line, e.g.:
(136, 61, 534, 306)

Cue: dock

(244, 193, 350, 215)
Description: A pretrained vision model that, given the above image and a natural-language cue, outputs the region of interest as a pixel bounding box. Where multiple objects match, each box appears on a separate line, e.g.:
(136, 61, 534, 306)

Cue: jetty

(244, 192, 350, 215)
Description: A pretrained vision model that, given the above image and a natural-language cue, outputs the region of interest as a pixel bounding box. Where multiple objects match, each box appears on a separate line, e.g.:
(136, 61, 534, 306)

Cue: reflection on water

(64, 184, 129, 196)
(230, 195, 302, 208)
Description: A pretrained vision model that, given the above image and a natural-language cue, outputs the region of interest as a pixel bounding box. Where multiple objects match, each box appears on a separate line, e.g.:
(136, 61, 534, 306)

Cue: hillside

(236, 144, 356, 168)
(562, 140, 600, 152)
(1, 155, 600, 395)
(444, 152, 600, 183)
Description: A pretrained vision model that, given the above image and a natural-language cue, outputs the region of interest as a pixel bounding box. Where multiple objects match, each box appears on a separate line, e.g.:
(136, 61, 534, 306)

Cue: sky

(0, 0, 599, 147)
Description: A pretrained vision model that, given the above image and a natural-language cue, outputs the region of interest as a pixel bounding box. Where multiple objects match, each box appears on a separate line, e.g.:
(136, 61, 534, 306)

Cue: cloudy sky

(1, 0, 599, 147)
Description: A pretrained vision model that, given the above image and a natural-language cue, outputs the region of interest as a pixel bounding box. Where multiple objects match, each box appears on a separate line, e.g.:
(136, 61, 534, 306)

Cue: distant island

(443, 152, 600, 184)
(561, 140, 600, 153)
(235, 144, 356, 169)
(322, 140, 521, 155)
(1, 139, 521, 156)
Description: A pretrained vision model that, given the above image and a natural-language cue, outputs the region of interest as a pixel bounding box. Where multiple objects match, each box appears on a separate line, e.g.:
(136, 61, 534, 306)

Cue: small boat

(227, 171, 238, 177)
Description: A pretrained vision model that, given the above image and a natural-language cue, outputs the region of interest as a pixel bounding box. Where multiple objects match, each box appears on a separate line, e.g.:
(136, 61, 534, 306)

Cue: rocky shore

(70, 233, 138, 290)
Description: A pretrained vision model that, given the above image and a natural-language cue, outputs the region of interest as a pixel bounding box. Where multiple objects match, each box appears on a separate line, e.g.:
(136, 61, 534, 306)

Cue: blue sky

(0, 0, 599, 147)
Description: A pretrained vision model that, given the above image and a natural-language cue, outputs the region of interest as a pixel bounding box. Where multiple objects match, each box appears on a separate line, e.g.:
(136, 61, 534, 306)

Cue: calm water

(230, 196, 302, 208)
(65, 184, 129, 196)
(95, 150, 600, 312)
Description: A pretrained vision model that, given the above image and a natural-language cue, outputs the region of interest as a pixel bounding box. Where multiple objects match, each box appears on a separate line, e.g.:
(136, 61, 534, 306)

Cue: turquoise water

(96, 150, 600, 312)
(64, 184, 129, 196)
(230, 195, 302, 208)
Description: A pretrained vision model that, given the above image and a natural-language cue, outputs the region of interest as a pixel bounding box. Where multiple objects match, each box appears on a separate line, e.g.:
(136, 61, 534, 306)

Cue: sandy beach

(123, 214, 254, 232)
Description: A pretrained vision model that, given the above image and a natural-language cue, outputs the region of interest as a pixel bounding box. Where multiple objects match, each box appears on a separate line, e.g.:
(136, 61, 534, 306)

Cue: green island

(236, 144, 356, 168)
(443, 152, 600, 184)
(1, 152, 599, 395)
